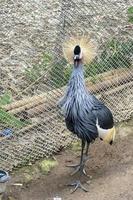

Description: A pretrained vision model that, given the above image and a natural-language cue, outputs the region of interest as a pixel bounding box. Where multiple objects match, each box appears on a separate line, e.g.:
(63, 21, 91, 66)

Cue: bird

(58, 36, 116, 193)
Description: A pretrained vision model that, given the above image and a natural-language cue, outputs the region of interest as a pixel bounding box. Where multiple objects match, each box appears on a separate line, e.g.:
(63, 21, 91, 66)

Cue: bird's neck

(74, 59, 83, 67)
(57, 64, 86, 114)
(68, 64, 86, 93)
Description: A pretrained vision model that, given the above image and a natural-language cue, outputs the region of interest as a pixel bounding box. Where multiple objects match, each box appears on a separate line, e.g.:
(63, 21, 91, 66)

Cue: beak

(102, 127, 116, 145)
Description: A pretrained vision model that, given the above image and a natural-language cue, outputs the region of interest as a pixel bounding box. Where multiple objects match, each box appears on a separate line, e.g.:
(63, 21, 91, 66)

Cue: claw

(66, 163, 87, 176)
(67, 180, 88, 193)
(82, 168, 87, 176)
(71, 165, 81, 176)
(71, 165, 87, 176)
(66, 163, 80, 168)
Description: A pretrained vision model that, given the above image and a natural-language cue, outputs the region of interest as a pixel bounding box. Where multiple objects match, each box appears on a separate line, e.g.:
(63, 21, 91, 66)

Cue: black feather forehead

(74, 45, 81, 55)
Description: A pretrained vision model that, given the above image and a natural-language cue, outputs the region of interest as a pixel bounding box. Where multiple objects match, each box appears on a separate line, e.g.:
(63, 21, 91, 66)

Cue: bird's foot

(66, 163, 80, 168)
(83, 155, 89, 163)
(66, 163, 87, 176)
(68, 180, 88, 193)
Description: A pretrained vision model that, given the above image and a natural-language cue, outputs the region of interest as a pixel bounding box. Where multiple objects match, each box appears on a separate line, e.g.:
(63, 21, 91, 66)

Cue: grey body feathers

(58, 64, 114, 143)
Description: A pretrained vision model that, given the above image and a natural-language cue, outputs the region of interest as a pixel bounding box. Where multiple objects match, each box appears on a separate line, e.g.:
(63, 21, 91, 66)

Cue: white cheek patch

(96, 124, 109, 139)
(96, 118, 109, 139)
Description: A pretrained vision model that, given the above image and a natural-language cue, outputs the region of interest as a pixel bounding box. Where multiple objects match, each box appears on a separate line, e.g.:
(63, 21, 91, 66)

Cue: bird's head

(73, 45, 83, 66)
(63, 36, 96, 65)
(100, 127, 116, 145)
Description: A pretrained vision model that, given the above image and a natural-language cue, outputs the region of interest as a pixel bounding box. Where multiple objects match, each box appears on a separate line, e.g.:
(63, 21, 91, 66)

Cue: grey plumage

(58, 64, 114, 143)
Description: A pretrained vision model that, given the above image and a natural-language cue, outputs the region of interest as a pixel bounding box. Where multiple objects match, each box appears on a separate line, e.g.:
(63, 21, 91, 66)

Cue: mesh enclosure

(0, 0, 133, 171)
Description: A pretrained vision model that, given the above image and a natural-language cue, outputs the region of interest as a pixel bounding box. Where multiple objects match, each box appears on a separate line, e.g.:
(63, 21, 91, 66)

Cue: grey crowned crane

(58, 37, 116, 193)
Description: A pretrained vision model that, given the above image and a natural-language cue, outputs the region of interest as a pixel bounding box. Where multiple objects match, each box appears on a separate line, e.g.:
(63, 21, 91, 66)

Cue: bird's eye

(100, 138, 103, 141)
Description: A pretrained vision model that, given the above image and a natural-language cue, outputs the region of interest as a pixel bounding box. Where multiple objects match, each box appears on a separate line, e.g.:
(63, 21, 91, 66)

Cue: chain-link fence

(0, 0, 133, 171)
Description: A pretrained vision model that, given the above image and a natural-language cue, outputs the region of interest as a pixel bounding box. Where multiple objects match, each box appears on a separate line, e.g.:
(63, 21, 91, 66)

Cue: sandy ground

(5, 120, 133, 200)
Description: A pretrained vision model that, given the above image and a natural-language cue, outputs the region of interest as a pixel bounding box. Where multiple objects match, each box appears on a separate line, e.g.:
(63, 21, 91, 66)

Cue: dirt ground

(6, 120, 133, 200)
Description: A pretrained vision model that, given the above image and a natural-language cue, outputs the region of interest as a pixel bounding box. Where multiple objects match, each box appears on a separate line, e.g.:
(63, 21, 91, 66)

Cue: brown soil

(6, 121, 133, 200)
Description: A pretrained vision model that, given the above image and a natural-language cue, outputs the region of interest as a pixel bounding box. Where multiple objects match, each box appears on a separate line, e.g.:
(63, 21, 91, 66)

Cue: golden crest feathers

(63, 36, 96, 64)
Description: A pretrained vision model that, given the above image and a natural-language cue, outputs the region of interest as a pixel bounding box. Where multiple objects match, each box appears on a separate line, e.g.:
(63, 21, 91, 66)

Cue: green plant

(85, 39, 133, 78)
(127, 6, 133, 23)
(25, 54, 52, 82)
(0, 108, 30, 128)
(0, 91, 31, 128)
(49, 58, 69, 88)
(0, 91, 12, 106)
(39, 159, 58, 174)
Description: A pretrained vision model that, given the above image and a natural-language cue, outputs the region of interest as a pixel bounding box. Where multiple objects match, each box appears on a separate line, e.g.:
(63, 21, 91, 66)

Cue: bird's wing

(65, 99, 98, 142)
(90, 95, 114, 129)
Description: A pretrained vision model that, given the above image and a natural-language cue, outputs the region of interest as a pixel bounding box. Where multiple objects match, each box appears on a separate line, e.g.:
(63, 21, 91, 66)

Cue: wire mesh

(0, 0, 133, 171)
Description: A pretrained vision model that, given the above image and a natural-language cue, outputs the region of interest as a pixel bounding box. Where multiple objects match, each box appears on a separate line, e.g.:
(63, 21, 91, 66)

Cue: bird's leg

(67, 140, 88, 193)
(67, 140, 86, 176)
(83, 142, 90, 163)
(72, 142, 90, 176)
